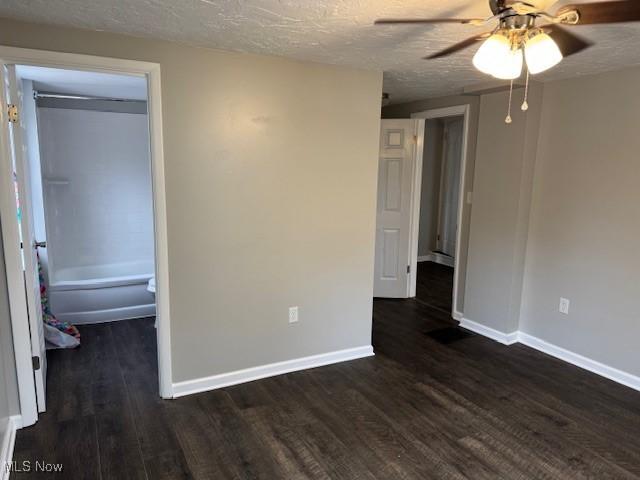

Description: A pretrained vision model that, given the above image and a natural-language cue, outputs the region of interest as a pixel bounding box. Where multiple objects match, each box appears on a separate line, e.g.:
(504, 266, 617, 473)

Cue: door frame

(410, 105, 471, 320)
(0, 46, 174, 427)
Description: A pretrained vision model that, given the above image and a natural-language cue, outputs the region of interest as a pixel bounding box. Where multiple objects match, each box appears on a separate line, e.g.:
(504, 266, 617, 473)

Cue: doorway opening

(17, 63, 155, 411)
(0, 48, 172, 428)
(415, 115, 464, 313)
(373, 105, 471, 320)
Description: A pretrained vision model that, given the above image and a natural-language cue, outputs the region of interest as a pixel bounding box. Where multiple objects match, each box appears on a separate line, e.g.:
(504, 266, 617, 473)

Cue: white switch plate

(559, 297, 570, 315)
(289, 306, 299, 323)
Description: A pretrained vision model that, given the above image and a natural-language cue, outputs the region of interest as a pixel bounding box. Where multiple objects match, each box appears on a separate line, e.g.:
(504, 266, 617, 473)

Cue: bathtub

(48, 261, 156, 325)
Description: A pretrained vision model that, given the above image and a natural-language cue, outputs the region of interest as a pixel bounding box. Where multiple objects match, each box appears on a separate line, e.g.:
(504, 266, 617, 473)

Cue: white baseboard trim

(459, 318, 519, 345)
(458, 318, 640, 392)
(452, 310, 463, 321)
(172, 345, 374, 398)
(417, 252, 455, 268)
(0, 416, 19, 480)
(517, 332, 640, 393)
(57, 304, 156, 325)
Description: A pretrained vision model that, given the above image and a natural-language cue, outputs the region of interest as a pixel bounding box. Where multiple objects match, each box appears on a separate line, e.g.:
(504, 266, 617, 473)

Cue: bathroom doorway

(0, 48, 172, 427)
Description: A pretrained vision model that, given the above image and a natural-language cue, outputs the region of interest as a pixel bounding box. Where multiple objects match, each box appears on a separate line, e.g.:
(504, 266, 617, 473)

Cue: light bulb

(525, 32, 563, 74)
(473, 34, 511, 75)
(491, 48, 523, 80)
(473, 34, 523, 80)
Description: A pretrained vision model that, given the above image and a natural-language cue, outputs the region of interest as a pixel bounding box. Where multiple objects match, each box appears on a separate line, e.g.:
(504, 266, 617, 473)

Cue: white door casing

(373, 119, 424, 298)
(4, 65, 47, 412)
(0, 47, 174, 414)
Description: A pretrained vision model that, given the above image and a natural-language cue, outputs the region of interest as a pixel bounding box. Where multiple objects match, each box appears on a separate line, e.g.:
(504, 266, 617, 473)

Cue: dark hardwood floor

(14, 262, 640, 479)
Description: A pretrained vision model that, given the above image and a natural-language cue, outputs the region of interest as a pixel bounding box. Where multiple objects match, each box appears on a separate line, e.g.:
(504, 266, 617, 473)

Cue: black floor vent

(426, 327, 475, 344)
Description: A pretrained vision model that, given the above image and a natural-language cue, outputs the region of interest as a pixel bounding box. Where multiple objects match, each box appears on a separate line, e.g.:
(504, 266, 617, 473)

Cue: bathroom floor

(12, 267, 640, 478)
(13, 318, 160, 479)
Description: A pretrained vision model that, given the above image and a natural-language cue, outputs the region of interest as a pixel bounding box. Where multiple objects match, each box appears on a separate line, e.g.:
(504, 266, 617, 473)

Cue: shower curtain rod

(33, 90, 146, 103)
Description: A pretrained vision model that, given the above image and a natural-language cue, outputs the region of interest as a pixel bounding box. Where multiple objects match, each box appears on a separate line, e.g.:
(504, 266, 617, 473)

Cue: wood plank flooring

(13, 261, 640, 479)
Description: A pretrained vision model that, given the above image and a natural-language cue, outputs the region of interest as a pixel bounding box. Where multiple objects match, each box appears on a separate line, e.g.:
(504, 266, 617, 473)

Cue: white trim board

(0, 416, 19, 480)
(56, 304, 156, 325)
(517, 332, 640, 393)
(172, 346, 374, 398)
(417, 253, 455, 268)
(459, 318, 519, 345)
(459, 318, 640, 392)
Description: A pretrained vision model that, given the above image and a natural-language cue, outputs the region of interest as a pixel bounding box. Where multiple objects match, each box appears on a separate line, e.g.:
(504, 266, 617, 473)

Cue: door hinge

(413, 135, 418, 143)
(407, 265, 411, 274)
(32, 356, 40, 371)
(7, 104, 18, 123)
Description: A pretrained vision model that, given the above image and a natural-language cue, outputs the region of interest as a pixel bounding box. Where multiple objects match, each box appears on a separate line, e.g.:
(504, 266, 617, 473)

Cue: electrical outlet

(559, 297, 570, 315)
(288, 306, 299, 323)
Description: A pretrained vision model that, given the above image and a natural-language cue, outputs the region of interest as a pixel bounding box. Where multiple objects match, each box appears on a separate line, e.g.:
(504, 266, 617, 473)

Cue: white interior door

(3, 64, 47, 412)
(374, 119, 421, 298)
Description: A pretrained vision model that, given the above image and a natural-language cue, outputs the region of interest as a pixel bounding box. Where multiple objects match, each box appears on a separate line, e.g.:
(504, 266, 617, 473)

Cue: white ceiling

(15, 66, 147, 100)
(2, 0, 640, 104)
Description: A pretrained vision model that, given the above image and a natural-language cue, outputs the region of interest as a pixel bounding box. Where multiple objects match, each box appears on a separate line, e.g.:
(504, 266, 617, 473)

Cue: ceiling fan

(375, 1, 640, 121)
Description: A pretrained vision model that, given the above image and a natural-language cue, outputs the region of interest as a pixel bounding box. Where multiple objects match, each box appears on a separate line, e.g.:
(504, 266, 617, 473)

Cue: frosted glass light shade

(473, 34, 511, 75)
(473, 34, 523, 80)
(525, 32, 563, 74)
(491, 48, 523, 80)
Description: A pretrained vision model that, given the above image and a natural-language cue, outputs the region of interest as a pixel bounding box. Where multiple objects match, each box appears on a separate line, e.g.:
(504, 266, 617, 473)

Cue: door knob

(34, 241, 47, 248)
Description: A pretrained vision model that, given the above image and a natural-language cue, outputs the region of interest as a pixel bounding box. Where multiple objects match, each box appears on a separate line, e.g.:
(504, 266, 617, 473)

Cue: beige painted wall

(0, 18, 382, 383)
(521, 67, 640, 376)
(464, 84, 543, 333)
(383, 95, 480, 312)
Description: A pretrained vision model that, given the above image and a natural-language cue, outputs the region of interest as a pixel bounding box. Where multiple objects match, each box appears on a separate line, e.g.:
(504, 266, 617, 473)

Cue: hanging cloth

(38, 253, 81, 348)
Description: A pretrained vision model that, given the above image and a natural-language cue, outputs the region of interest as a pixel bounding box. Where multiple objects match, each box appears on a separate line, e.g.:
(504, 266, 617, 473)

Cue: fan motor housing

(501, 14, 536, 30)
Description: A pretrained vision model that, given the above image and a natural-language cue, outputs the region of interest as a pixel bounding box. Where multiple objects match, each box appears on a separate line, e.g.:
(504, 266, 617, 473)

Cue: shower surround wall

(36, 103, 155, 323)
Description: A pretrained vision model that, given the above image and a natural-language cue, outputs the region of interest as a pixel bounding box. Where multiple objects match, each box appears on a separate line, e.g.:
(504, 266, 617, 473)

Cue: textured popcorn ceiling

(1, 0, 640, 104)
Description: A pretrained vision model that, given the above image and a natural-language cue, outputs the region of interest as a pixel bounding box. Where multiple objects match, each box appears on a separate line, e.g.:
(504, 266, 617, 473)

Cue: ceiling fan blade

(545, 24, 593, 57)
(425, 32, 492, 59)
(374, 18, 484, 25)
(557, 1, 640, 25)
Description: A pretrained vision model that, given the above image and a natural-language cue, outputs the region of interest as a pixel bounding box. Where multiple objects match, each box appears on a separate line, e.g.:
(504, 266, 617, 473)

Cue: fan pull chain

(521, 68, 530, 111)
(505, 79, 513, 124)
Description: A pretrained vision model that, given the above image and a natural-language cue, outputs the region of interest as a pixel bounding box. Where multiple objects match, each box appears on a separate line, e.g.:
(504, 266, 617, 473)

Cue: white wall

(521, 67, 640, 377)
(0, 18, 382, 385)
(36, 107, 154, 282)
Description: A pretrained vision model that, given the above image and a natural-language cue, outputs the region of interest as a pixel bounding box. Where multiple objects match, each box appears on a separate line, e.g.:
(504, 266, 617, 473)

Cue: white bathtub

(48, 261, 156, 325)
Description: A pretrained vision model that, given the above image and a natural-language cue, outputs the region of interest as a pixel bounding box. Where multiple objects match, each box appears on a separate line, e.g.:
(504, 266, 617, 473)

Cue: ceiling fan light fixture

(524, 32, 563, 74)
(473, 33, 523, 80)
